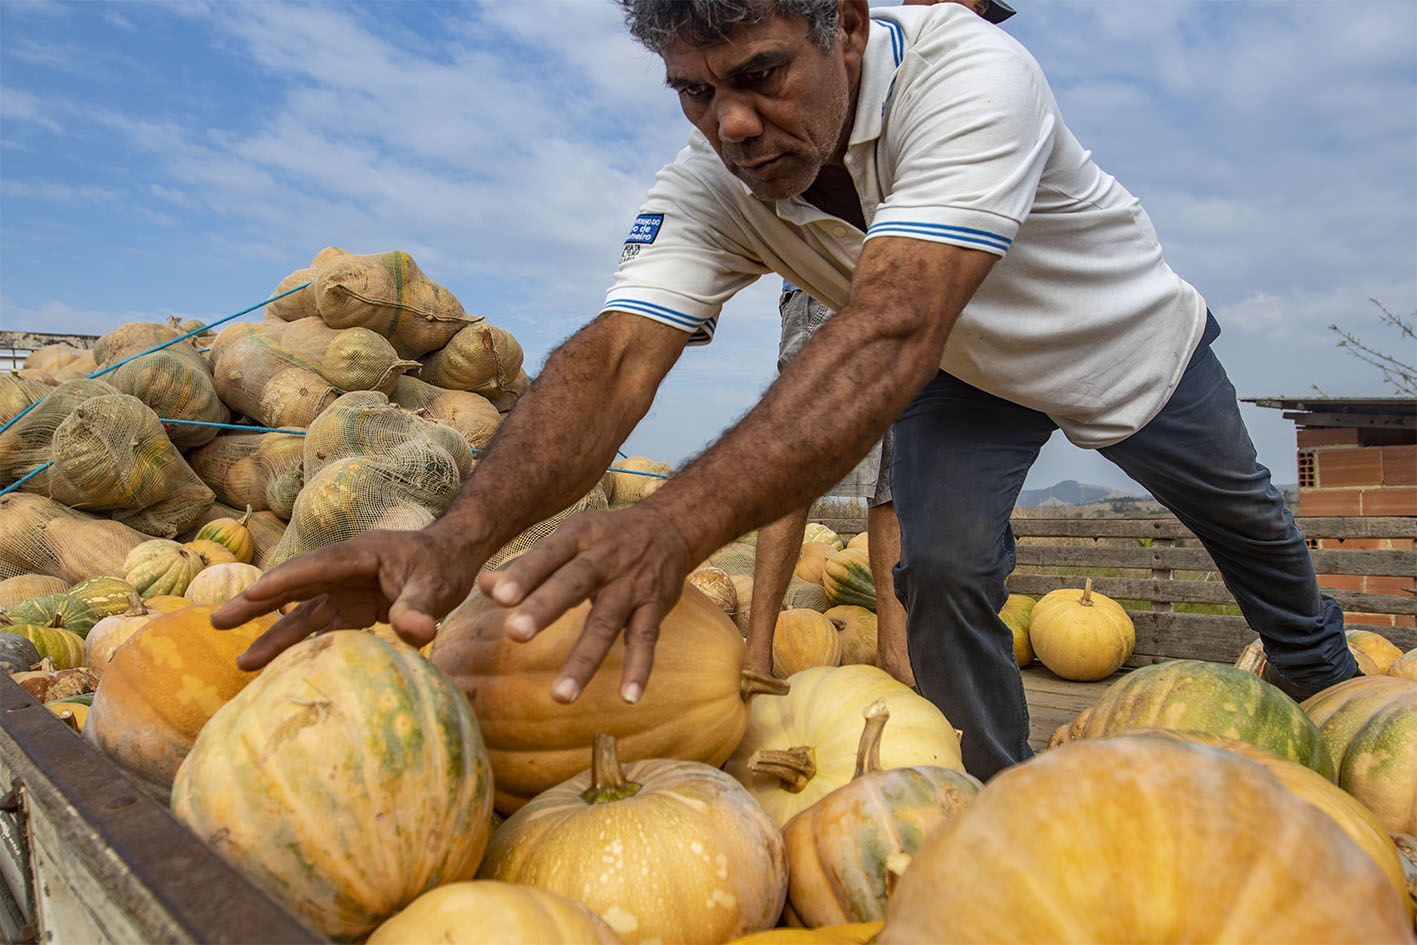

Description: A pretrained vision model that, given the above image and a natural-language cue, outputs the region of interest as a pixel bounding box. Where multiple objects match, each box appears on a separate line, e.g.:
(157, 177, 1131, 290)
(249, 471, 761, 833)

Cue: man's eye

(678, 85, 709, 100)
(744, 68, 775, 84)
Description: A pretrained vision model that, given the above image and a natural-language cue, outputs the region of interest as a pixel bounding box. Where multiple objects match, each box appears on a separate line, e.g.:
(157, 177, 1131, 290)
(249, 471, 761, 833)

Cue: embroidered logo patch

(625, 213, 664, 244)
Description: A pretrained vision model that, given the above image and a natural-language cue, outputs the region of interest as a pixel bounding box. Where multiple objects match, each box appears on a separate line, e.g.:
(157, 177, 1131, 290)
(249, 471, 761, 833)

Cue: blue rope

(0, 281, 312, 438)
(0, 461, 53, 498)
(160, 419, 306, 435)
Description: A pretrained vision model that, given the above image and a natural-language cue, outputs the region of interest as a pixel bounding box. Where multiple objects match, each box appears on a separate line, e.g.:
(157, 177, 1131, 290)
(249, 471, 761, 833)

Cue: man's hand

(211, 526, 476, 670)
(477, 503, 696, 705)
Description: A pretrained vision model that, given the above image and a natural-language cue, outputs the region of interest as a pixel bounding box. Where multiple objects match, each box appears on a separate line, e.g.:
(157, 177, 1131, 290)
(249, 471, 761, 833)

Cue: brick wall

(1297, 428, 1416, 629)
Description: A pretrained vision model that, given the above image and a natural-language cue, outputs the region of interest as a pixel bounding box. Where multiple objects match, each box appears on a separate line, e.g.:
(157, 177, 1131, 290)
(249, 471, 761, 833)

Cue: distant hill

(1016, 480, 1146, 507)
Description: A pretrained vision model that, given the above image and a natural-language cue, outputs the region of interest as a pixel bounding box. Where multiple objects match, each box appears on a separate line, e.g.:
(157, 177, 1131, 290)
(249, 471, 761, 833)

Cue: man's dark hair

(619, 0, 841, 53)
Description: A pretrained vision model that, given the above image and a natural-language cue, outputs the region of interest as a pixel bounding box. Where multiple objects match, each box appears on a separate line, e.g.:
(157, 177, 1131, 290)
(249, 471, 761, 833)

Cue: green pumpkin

(0, 634, 42, 673)
(122, 539, 205, 598)
(4, 624, 86, 670)
(5, 593, 100, 639)
(1071, 660, 1336, 781)
(68, 576, 141, 620)
(823, 547, 876, 611)
(1302, 676, 1417, 835)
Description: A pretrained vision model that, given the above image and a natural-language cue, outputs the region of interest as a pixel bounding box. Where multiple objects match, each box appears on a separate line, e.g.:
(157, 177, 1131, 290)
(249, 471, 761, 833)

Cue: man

(216, 0, 1357, 779)
(748, 0, 1014, 687)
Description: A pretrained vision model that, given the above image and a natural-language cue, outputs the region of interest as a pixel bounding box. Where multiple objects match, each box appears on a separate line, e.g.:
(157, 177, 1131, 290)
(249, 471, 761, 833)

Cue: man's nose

(714, 91, 763, 143)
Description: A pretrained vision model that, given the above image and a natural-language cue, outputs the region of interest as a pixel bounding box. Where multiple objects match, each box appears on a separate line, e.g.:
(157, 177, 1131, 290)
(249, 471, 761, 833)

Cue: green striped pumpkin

(122, 539, 205, 598)
(1302, 675, 1417, 834)
(1070, 660, 1337, 780)
(68, 577, 141, 621)
(5, 624, 86, 669)
(823, 547, 876, 611)
(5, 593, 99, 638)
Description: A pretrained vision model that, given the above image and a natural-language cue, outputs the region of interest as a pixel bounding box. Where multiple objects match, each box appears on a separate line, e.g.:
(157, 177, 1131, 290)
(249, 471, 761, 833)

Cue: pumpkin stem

(852, 699, 890, 779)
(1080, 578, 1094, 606)
(0, 610, 11, 628)
(239, 504, 253, 527)
(580, 733, 642, 804)
(739, 667, 790, 700)
(749, 747, 816, 792)
(121, 594, 147, 618)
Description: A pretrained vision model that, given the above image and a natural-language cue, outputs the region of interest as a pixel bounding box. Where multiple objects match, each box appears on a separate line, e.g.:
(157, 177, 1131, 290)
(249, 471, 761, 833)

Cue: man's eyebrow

(665, 50, 788, 88)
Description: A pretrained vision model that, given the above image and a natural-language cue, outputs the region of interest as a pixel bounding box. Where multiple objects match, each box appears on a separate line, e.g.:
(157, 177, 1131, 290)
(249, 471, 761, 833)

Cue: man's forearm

(428, 313, 686, 560)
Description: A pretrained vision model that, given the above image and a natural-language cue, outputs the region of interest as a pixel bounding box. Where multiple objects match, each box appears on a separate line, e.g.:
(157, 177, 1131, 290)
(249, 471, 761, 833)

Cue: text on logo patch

(625, 214, 664, 244)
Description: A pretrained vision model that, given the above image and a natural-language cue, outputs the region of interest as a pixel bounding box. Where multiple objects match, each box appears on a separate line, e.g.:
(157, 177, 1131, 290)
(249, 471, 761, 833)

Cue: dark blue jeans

(890, 315, 1355, 779)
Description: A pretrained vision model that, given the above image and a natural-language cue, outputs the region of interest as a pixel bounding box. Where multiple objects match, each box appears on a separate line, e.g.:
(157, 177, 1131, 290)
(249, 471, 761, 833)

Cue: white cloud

(0, 179, 118, 203)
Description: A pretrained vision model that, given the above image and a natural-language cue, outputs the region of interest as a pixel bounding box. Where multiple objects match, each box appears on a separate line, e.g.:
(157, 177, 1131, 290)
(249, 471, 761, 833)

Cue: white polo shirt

(601, 3, 1208, 448)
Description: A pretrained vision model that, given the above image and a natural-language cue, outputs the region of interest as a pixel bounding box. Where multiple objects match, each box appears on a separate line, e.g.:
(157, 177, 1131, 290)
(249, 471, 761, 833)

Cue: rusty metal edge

(0, 676, 325, 945)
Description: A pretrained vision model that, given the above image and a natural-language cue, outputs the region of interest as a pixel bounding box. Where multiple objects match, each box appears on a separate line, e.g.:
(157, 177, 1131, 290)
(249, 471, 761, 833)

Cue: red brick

(1383, 444, 1417, 486)
(1345, 613, 1395, 628)
(1317, 573, 1365, 593)
(1297, 428, 1359, 447)
(1317, 447, 1384, 488)
(1393, 614, 1416, 629)
(1299, 489, 1362, 516)
(1364, 575, 1416, 597)
(1362, 486, 1417, 516)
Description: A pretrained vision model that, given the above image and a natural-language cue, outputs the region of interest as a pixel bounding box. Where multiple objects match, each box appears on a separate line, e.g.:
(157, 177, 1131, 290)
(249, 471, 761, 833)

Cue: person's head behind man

(619, 0, 1013, 204)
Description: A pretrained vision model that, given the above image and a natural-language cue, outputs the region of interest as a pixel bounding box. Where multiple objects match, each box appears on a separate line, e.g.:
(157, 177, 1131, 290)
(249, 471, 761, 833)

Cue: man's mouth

(736, 154, 784, 177)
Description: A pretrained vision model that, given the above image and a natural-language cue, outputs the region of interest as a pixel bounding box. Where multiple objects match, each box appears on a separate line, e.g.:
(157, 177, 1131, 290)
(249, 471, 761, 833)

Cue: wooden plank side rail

(1005, 515, 1415, 666)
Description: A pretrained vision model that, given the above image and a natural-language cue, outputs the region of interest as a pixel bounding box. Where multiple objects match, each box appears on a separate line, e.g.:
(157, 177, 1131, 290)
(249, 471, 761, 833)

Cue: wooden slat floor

(1020, 663, 1125, 752)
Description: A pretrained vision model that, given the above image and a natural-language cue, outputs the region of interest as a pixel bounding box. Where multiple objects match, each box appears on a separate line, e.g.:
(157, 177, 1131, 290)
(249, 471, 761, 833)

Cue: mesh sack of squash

(267, 438, 463, 566)
(302, 390, 474, 481)
(0, 493, 154, 583)
(0, 378, 121, 493)
(24, 344, 97, 384)
(99, 347, 230, 449)
(418, 322, 525, 393)
(0, 375, 53, 427)
(268, 318, 421, 394)
(388, 376, 502, 451)
(314, 250, 475, 359)
(264, 246, 351, 323)
(46, 392, 214, 539)
(479, 367, 531, 415)
(481, 484, 609, 573)
(186, 431, 306, 519)
(210, 323, 341, 429)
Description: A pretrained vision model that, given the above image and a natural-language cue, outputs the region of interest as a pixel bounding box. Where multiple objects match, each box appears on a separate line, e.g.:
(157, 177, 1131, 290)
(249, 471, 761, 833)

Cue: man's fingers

(617, 602, 663, 704)
(486, 539, 607, 643)
(235, 595, 338, 671)
(550, 586, 639, 703)
(213, 543, 374, 628)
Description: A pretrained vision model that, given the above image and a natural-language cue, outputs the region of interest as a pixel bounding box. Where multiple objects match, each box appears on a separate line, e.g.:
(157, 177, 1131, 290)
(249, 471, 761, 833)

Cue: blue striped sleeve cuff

(602, 298, 718, 346)
(866, 220, 1012, 255)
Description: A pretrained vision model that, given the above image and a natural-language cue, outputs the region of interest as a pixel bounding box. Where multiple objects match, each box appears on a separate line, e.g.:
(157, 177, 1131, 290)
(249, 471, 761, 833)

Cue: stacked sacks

(20, 344, 96, 385)
(186, 432, 306, 520)
(0, 494, 153, 584)
(92, 320, 230, 449)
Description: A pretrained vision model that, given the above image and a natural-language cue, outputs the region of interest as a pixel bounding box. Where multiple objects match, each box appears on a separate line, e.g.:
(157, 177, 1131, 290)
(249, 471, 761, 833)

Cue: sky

(2, 0, 1414, 496)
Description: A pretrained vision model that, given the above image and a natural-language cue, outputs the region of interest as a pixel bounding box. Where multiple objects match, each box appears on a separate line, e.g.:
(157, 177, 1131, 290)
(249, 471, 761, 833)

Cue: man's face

(661, 3, 866, 201)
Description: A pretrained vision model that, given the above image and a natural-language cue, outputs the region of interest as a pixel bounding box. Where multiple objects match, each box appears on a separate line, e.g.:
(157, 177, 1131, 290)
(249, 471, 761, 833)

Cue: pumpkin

(607, 456, 671, 506)
(430, 582, 788, 813)
(46, 700, 88, 733)
(193, 506, 256, 564)
(794, 541, 834, 584)
(83, 594, 179, 677)
(478, 733, 788, 945)
(821, 548, 875, 611)
(0, 633, 41, 673)
(878, 736, 1415, 944)
(773, 609, 842, 678)
(12, 666, 99, 703)
(184, 538, 239, 568)
(687, 564, 737, 614)
(782, 700, 982, 926)
(0, 575, 69, 610)
(998, 593, 1035, 667)
(1027, 578, 1133, 681)
(826, 605, 876, 666)
(845, 532, 868, 551)
(367, 881, 622, 945)
(122, 539, 205, 598)
(727, 923, 882, 945)
(724, 664, 965, 827)
(1346, 629, 1405, 675)
(4, 592, 100, 638)
(183, 562, 263, 606)
(1053, 659, 1336, 780)
(1302, 675, 1417, 834)
(1390, 648, 1417, 681)
(1, 618, 86, 669)
(83, 604, 278, 799)
(171, 632, 493, 941)
(1130, 728, 1412, 920)
(803, 523, 845, 551)
(67, 576, 141, 620)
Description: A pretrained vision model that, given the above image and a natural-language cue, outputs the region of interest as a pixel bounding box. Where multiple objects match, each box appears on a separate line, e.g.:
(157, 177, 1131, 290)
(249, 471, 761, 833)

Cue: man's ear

(838, 0, 870, 66)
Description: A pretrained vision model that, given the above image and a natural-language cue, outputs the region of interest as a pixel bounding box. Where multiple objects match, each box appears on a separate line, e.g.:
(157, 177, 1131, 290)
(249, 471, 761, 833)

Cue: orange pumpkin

(478, 734, 787, 945)
(826, 605, 876, 666)
(83, 604, 276, 799)
(773, 609, 842, 678)
(430, 583, 787, 813)
(1027, 578, 1133, 681)
(170, 632, 493, 941)
(879, 737, 1414, 944)
(1346, 629, 1405, 675)
(367, 881, 622, 944)
(794, 541, 834, 584)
